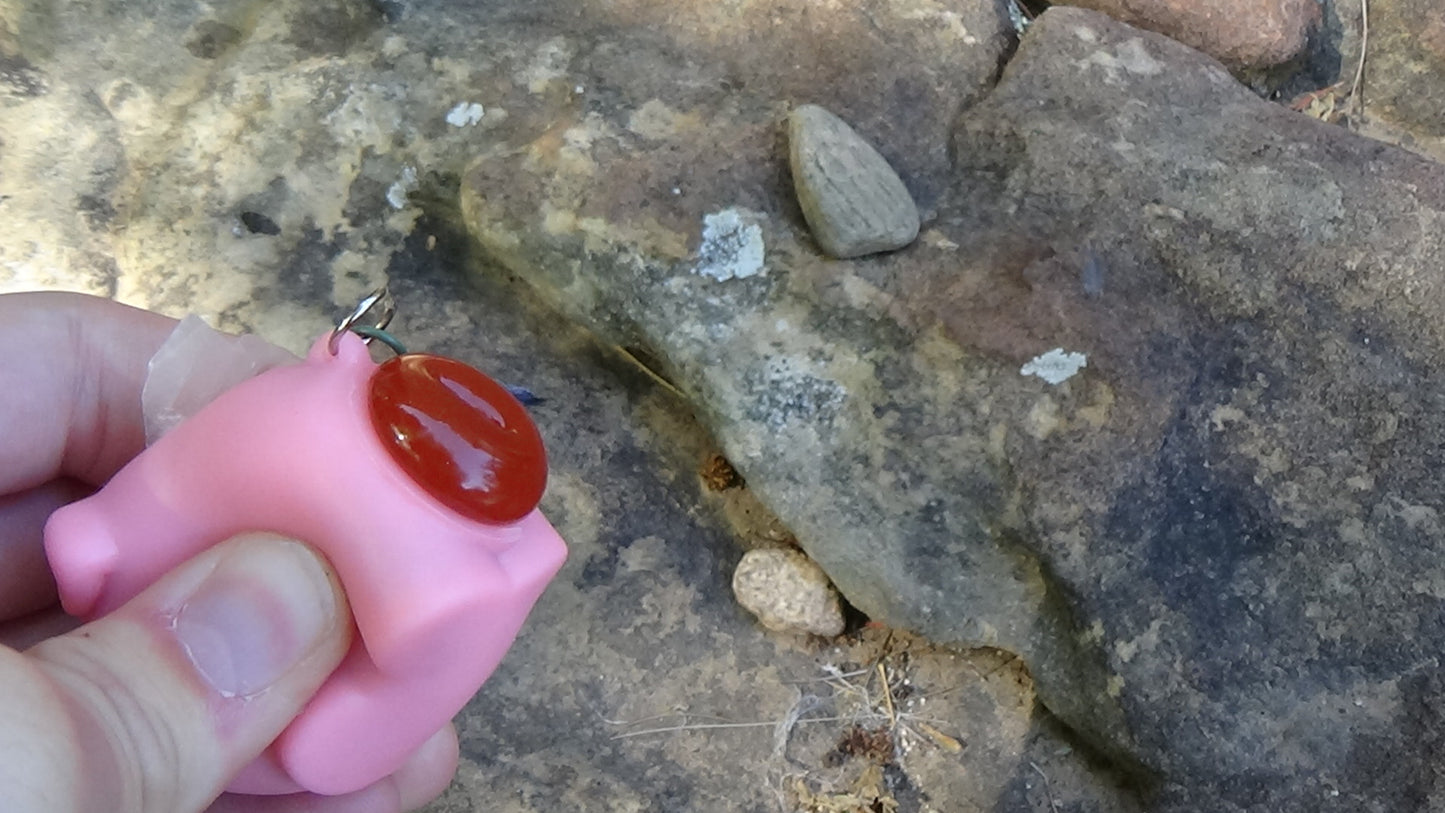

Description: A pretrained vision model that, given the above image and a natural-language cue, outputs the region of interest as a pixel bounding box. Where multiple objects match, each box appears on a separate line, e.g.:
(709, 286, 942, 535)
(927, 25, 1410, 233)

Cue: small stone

(788, 104, 920, 259)
(732, 548, 845, 637)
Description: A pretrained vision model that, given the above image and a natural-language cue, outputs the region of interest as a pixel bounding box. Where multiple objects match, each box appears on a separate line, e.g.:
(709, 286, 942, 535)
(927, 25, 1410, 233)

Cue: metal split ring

(328, 287, 397, 355)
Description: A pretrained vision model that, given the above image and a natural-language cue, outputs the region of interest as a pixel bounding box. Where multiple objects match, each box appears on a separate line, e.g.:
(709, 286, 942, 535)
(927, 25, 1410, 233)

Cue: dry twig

(1289, 0, 1369, 124)
(1350, 0, 1369, 117)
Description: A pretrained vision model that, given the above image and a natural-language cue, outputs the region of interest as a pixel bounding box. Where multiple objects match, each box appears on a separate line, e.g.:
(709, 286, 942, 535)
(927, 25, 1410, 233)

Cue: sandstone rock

(1067, 0, 1319, 69)
(789, 104, 920, 259)
(1283, 0, 1445, 164)
(2, 1, 1148, 811)
(35, 0, 1445, 806)
(948, 8, 1445, 810)
(732, 547, 845, 637)
(461, 3, 1445, 809)
(1363, 0, 1445, 136)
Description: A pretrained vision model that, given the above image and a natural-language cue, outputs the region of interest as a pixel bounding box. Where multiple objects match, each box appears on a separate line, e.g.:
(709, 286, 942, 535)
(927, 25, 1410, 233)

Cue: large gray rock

(1, 0, 1143, 810)
(950, 9, 1445, 809)
(463, 5, 1445, 810)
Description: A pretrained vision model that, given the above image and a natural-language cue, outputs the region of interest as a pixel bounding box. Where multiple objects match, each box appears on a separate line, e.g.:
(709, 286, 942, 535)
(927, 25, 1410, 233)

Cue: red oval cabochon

(369, 354, 546, 524)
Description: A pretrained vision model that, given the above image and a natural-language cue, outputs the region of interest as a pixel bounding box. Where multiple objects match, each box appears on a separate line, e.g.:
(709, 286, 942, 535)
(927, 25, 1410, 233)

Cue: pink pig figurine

(44, 308, 567, 796)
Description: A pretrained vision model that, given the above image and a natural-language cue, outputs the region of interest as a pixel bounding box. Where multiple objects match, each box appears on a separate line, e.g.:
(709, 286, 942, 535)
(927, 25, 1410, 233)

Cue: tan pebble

(788, 104, 920, 259)
(732, 547, 845, 637)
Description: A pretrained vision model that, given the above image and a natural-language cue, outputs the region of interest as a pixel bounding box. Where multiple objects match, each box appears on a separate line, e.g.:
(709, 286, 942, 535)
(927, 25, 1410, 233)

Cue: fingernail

(172, 537, 340, 698)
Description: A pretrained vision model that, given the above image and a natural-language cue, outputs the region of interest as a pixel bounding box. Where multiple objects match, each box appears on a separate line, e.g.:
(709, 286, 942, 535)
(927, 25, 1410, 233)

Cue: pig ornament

(44, 321, 567, 796)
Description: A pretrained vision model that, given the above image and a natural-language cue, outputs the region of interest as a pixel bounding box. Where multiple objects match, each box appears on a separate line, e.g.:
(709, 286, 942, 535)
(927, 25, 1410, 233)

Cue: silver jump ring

(328, 287, 396, 355)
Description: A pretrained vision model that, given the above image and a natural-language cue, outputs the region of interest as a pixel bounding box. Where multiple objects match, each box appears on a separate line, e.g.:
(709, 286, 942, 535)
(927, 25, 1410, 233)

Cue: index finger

(0, 292, 177, 494)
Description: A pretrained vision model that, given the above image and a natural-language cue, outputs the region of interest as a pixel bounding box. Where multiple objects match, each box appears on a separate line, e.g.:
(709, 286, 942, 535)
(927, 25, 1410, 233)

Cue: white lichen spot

(1021, 348, 1087, 384)
(387, 166, 418, 210)
(694, 208, 765, 281)
(445, 101, 484, 127)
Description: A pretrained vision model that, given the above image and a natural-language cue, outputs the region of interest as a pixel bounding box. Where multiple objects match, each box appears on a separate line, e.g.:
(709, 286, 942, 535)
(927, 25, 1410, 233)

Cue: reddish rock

(1066, 0, 1319, 69)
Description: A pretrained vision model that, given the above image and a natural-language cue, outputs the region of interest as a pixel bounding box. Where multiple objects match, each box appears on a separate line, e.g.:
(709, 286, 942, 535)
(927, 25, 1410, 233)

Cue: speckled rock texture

(461, 4, 1445, 810)
(1273, 0, 1445, 164)
(459, 1, 1122, 788)
(950, 9, 1445, 809)
(0, 1, 1147, 811)
(1064, 0, 1320, 69)
(1363, 0, 1445, 135)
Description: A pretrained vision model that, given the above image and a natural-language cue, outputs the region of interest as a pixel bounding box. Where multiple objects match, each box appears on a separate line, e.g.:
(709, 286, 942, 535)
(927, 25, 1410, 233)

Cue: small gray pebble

(788, 104, 920, 259)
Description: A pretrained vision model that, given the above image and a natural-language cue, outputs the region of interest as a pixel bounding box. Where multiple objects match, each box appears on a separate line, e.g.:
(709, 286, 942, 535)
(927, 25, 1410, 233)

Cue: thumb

(0, 534, 351, 813)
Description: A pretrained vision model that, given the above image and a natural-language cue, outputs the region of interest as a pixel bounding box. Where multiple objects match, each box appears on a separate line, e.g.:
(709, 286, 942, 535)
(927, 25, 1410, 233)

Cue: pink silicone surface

(43, 332, 568, 795)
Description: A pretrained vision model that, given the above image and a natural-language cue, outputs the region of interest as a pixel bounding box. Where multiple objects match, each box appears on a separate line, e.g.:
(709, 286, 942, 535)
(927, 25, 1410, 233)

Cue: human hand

(0, 292, 458, 813)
